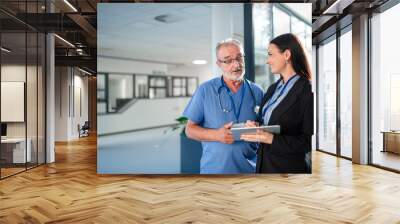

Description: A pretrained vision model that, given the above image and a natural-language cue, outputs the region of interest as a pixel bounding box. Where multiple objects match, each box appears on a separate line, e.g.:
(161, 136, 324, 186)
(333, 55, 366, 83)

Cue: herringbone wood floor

(1, 135, 400, 223)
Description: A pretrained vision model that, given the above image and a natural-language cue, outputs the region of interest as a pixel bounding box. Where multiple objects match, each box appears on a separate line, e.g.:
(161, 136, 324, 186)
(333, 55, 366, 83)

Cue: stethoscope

(217, 76, 258, 122)
(261, 74, 298, 124)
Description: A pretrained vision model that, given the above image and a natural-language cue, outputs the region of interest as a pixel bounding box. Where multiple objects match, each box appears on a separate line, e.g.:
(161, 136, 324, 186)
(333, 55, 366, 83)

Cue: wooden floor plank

(0, 135, 399, 223)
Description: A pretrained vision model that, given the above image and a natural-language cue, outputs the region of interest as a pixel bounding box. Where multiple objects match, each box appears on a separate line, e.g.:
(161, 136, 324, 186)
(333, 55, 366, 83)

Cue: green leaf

(175, 116, 188, 124)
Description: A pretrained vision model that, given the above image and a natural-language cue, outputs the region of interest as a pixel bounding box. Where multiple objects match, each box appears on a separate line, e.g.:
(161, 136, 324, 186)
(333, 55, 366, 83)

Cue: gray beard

(223, 70, 245, 81)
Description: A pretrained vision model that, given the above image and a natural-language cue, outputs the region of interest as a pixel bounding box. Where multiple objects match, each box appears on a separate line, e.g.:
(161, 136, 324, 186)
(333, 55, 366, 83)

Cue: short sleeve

(182, 85, 205, 124)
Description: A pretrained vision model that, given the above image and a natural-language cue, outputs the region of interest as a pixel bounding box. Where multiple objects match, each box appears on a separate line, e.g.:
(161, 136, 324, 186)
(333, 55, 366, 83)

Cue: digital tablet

(231, 124, 281, 141)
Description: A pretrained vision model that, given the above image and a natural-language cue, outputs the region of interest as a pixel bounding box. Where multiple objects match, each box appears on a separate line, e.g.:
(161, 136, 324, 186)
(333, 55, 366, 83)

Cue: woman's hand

(244, 120, 259, 128)
(240, 129, 274, 144)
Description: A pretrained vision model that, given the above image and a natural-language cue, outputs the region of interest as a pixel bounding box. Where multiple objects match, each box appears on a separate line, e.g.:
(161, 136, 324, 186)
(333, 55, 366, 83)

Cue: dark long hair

(270, 33, 311, 80)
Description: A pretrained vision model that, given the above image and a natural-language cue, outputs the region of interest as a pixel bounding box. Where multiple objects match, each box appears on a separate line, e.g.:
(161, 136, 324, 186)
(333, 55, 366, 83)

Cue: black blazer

(256, 76, 313, 173)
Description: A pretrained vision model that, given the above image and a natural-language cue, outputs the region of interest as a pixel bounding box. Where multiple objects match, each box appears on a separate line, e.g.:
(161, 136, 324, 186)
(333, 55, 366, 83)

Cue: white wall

(72, 73, 89, 138)
(1, 64, 46, 163)
(55, 67, 68, 141)
(55, 67, 89, 141)
(1, 65, 35, 138)
(97, 57, 208, 136)
(167, 64, 213, 85)
(211, 4, 244, 76)
(1, 65, 26, 126)
(100, 55, 214, 85)
(98, 56, 168, 74)
(98, 97, 190, 135)
(1, 65, 26, 81)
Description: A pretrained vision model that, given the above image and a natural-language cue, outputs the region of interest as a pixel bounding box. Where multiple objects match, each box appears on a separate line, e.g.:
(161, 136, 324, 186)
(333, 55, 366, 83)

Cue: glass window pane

(253, 3, 274, 91)
(108, 74, 133, 112)
(135, 75, 148, 98)
(371, 3, 400, 171)
(173, 78, 182, 86)
(97, 90, 105, 100)
(173, 87, 182, 96)
(1, 30, 28, 177)
(253, 4, 311, 91)
(97, 102, 107, 114)
(149, 88, 155, 99)
(340, 29, 352, 158)
(318, 37, 337, 154)
(155, 78, 165, 87)
(273, 6, 290, 37)
(98, 74, 105, 89)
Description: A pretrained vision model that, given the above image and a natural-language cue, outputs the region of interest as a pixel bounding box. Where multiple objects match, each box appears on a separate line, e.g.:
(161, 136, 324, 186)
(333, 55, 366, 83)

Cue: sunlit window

(318, 36, 337, 154)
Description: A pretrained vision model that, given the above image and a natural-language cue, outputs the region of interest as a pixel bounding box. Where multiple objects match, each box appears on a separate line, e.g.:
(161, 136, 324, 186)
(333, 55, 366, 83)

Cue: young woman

(240, 33, 313, 173)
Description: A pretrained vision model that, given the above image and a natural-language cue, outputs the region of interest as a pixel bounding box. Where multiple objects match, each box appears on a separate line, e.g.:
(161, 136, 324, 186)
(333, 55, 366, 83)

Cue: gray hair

(215, 38, 244, 57)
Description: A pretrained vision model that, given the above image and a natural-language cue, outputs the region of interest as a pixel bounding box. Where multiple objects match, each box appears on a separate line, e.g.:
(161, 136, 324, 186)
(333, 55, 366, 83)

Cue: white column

(352, 14, 369, 164)
(46, 33, 55, 163)
(312, 45, 317, 150)
(45, 0, 56, 163)
(55, 67, 74, 141)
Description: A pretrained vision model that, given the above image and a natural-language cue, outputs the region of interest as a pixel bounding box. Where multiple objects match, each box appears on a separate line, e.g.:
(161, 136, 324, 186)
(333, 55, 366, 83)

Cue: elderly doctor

(182, 38, 264, 174)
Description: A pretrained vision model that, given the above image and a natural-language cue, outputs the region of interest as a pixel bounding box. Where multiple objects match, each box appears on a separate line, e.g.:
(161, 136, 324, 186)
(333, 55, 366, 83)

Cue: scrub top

(182, 76, 264, 174)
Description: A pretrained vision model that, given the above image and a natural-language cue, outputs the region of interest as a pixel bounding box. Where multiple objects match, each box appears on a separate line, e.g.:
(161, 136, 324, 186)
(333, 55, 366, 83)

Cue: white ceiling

(98, 3, 213, 65)
(98, 3, 307, 67)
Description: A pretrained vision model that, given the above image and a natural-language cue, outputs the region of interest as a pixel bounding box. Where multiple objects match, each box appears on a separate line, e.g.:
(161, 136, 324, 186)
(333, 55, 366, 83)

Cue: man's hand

(216, 122, 234, 144)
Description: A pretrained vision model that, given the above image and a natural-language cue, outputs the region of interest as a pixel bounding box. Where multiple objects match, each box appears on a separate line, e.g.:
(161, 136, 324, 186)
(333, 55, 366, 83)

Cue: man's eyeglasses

(218, 55, 245, 65)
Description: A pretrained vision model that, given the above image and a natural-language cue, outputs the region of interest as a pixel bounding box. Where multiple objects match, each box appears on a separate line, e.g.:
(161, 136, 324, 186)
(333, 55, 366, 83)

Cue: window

(253, 3, 274, 91)
(370, 3, 400, 171)
(317, 36, 337, 155)
(108, 74, 133, 112)
(253, 3, 312, 91)
(97, 74, 107, 114)
(273, 6, 290, 36)
(172, 77, 187, 97)
(0, 1, 46, 179)
(135, 75, 148, 99)
(339, 27, 352, 158)
(98, 73, 198, 114)
(149, 76, 167, 99)
(97, 74, 106, 100)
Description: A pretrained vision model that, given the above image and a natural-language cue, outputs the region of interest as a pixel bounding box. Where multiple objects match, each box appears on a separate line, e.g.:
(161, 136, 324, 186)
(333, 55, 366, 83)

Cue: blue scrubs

(182, 77, 264, 174)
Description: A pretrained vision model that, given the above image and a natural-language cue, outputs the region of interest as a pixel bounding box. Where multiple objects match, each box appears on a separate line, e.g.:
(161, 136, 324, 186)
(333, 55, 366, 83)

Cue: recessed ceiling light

(192, 59, 207, 65)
